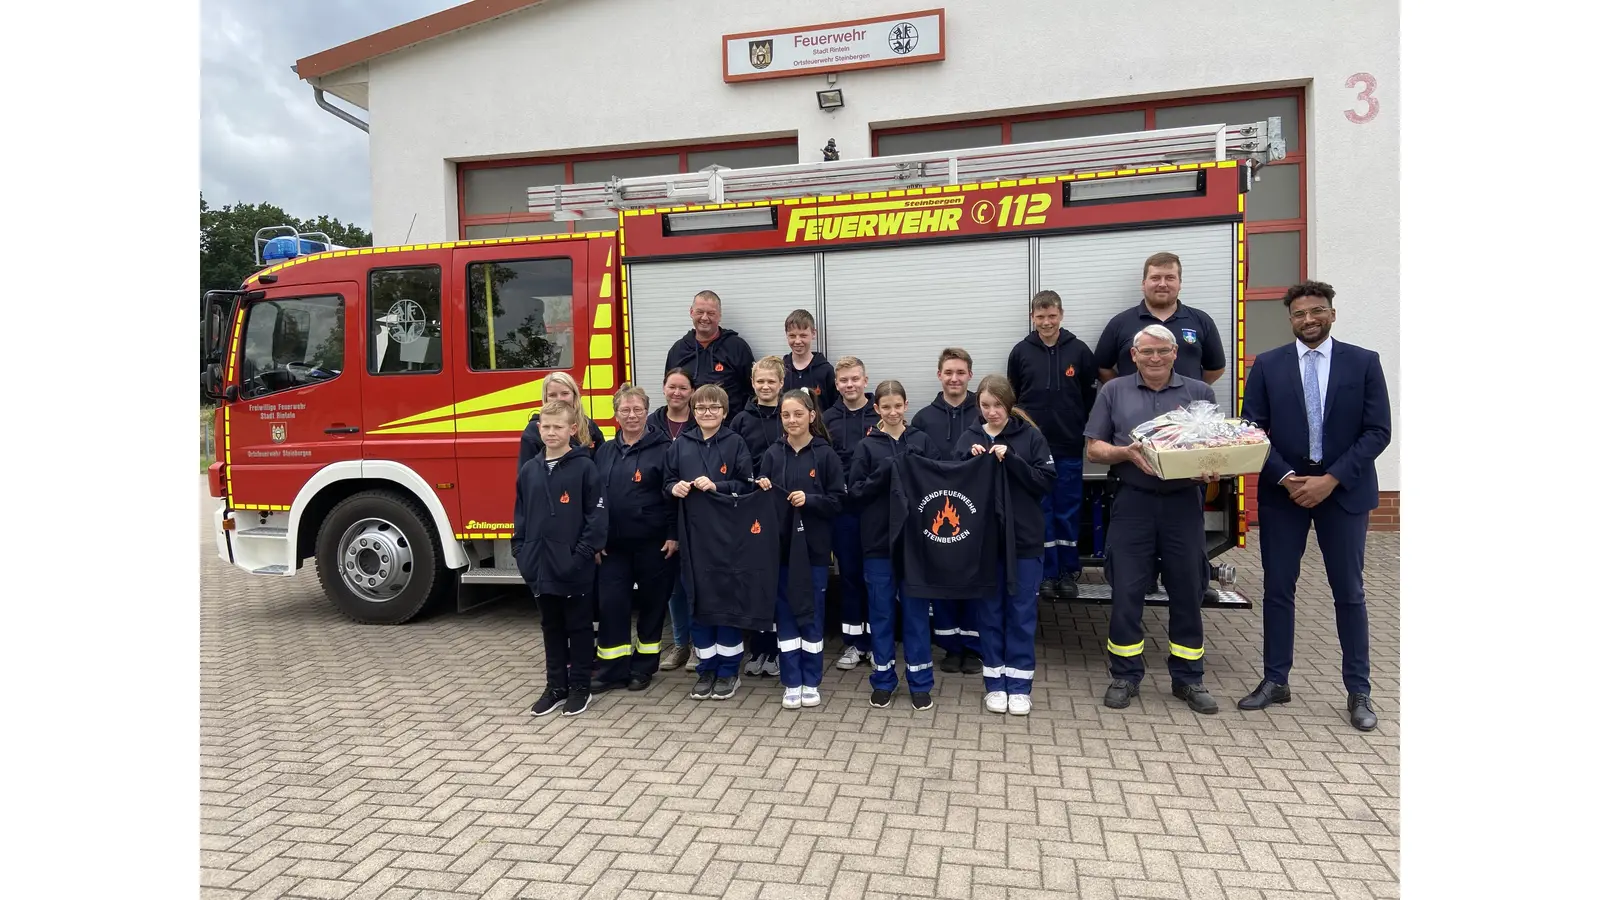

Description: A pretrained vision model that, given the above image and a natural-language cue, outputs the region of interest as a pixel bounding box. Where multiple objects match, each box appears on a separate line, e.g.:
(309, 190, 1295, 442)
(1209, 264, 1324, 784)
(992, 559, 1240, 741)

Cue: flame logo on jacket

(632, 469, 642, 482)
(720, 464, 727, 474)
(931, 498, 961, 536)
(559, 491, 570, 504)
(750, 519, 762, 534)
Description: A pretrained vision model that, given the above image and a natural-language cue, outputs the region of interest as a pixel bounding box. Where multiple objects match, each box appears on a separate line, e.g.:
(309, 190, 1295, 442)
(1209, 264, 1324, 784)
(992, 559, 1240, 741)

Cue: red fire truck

(202, 119, 1285, 624)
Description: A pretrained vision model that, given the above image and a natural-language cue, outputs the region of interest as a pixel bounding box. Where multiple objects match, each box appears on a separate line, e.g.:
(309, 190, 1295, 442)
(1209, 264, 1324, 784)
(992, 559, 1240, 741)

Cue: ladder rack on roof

(526, 118, 1284, 221)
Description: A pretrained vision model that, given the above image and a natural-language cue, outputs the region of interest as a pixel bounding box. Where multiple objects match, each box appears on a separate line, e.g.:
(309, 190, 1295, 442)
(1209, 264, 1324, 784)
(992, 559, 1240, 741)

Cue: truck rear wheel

(315, 490, 441, 625)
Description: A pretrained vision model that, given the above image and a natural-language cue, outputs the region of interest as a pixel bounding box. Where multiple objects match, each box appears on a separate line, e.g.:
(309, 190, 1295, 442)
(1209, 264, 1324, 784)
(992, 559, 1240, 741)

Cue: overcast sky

(200, 1, 457, 230)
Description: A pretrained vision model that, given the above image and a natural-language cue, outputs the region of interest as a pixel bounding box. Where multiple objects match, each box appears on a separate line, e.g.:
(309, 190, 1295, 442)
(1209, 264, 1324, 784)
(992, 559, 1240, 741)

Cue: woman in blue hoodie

(850, 381, 938, 711)
(960, 374, 1056, 717)
(665, 384, 754, 702)
(591, 383, 678, 694)
(757, 390, 845, 710)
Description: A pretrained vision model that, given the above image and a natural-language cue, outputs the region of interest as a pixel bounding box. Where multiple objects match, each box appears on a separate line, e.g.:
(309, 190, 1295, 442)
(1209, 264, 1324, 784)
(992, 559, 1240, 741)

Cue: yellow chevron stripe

(590, 334, 613, 359)
(594, 304, 612, 329)
(599, 272, 612, 298)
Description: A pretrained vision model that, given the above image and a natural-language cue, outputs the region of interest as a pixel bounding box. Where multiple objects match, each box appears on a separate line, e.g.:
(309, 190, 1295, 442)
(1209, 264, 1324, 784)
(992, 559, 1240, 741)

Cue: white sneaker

(1008, 694, 1032, 716)
(984, 691, 1008, 714)
(761, 655, 780, 677)
(801, 686, 822, 707)
(782, 687, 803, 710)
(745, 654, 765, 676)
(835, 646, 863, 670)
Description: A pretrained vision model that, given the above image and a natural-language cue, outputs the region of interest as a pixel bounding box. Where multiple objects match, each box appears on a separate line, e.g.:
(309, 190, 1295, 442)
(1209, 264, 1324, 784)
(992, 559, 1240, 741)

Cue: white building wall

(363, 0, 1399, 490)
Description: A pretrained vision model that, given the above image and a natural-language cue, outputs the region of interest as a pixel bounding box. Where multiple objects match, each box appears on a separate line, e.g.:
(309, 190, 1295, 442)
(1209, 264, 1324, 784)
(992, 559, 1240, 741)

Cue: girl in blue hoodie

(757, 390, 845, 710)
(960, 374, 1056, 717)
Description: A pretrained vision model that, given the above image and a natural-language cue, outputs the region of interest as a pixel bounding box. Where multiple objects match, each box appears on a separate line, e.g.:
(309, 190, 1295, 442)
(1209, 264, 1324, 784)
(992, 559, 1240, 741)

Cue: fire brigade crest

(919, 489, 976, 544)
(270, 422, 287, 444)
(748, 39, 773, 69)
(1181, 327, 1198, 345)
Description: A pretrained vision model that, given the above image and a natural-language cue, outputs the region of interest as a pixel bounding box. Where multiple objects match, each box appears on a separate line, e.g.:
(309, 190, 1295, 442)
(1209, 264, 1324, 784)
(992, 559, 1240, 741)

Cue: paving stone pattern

(201, 488, 1399, 899)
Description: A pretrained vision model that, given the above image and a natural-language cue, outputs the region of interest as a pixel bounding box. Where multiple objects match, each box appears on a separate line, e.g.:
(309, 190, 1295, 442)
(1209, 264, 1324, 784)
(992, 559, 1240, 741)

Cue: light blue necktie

(1303, 349, 1323, 463)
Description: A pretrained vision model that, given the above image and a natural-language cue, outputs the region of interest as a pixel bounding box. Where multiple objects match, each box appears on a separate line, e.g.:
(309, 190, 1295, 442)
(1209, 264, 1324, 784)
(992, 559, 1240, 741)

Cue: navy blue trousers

(864, 557, 934, 693)
(1042, 455, 1084, 579)
(1105, 487, 1207, 687)
(832, 512, 869, 651)
(776, 564, 827, 689)
(975, 557, 1043, 695)
(1258, 498, 1372, 695)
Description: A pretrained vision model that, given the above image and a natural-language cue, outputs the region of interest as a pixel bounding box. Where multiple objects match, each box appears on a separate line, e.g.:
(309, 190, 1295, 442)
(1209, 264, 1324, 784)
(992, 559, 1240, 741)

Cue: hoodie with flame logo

(593, 426, 675, 544)
(959, 415, 1057, 558)
(888, 453, 1019, 601)
(848, 424, 936, 558)
(512, 450, 608, 596)
(759, 435, 846, 567)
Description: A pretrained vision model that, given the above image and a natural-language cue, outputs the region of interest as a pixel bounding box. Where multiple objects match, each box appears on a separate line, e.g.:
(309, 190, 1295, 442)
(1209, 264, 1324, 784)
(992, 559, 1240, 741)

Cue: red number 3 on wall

(1345, 73, 1379, 124)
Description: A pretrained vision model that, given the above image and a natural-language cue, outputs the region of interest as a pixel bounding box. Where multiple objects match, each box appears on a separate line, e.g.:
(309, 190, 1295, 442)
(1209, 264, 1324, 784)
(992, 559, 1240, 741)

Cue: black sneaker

(530, 686, 567, 717)
(1104, 679, 1140, 709)
(563, 690, 592, 717)
(870, 688, 895, 708)
(960, 651, 983, 675)
(626, 674, 653, 692)
(711, 676, 740, 700)
(910, 692, 933, 711)
(1173, 682, 1219, 715)
(690, 672, 716, 700)
(940, 650, 962, 673)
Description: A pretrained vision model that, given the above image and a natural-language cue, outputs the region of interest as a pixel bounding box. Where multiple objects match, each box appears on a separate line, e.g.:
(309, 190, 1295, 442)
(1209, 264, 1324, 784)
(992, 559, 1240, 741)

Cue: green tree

(200, 193, 372, 296)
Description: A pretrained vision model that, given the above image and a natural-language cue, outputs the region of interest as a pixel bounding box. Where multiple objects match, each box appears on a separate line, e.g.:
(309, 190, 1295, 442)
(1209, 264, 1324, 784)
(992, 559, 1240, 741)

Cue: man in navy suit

(1237, 281, 1392, 731)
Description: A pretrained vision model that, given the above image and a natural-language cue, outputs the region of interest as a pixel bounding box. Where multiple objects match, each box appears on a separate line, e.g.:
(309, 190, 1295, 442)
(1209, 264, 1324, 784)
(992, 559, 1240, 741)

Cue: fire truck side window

(466, 258, 575, 371)
(368, 266, 444, 375)
(238, 296, 345, 399)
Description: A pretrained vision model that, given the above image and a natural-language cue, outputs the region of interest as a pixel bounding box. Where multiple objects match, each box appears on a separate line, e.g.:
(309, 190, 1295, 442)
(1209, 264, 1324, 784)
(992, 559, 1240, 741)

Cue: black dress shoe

(590, 679, 628, 695)
(940, 650, 962, 674)
(1237, 679, 1291, 711)
(1057, 577, 1080, 600)
(1173, 682, 1219, 714)
(626, 674, 653, 692)
(1203, 587, 1222, 604)
(1349, 693, 1378, 731)
(1039, 579, 1061, 601)
(960, 651, 983, 675)
(1103, 679, 1139, 709)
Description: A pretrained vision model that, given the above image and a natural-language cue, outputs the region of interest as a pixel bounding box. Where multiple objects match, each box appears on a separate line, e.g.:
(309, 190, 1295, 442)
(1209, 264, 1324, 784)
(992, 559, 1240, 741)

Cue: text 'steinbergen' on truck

(201, 119, 1286, 624)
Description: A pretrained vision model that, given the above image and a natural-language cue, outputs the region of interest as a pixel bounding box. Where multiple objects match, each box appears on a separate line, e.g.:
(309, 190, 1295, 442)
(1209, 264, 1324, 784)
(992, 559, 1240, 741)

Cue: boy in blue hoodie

(782, 309, 838, 412)
(514, 401, 608, 718)
(822, 356, 876, 669)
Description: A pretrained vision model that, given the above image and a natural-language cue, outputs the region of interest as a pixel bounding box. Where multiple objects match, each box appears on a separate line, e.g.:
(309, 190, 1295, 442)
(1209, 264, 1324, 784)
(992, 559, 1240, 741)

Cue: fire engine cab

(201, 119, 1285, 625)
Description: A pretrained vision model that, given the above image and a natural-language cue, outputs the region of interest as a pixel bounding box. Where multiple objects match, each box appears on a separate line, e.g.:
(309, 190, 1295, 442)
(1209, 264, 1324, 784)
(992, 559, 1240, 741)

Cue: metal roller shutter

(1037, 224, 1238, 415)
(820, 240, 1030, 409)
(624, 253, 819, 408)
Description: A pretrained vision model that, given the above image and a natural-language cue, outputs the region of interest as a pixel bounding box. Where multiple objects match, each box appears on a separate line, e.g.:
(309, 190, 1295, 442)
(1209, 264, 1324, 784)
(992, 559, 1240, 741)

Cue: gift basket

(1129, 400, 1270, 479)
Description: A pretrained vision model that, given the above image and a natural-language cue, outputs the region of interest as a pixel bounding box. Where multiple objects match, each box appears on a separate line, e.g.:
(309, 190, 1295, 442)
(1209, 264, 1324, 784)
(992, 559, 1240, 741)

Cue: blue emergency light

(255, 226, 349, 267)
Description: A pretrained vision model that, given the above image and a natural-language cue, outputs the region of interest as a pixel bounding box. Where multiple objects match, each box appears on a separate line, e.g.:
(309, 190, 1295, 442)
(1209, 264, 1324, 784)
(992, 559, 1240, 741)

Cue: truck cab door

(448, 241, 591, 539)
(224, 282, 363, 511)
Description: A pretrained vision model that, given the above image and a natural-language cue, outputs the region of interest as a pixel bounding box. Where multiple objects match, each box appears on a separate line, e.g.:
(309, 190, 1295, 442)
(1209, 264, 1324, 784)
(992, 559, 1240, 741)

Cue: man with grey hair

(664, 289, 756, 414)
(1084, 323, 1222, 714)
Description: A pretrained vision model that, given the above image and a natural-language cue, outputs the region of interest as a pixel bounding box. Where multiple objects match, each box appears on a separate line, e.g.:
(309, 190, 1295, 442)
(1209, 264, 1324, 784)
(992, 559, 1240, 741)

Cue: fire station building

(294, 0, 1400, 524)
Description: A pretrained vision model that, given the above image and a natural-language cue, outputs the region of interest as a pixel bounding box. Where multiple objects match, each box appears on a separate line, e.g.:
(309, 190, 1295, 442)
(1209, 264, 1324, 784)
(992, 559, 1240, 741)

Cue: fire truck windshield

(237, 295, 345, 399)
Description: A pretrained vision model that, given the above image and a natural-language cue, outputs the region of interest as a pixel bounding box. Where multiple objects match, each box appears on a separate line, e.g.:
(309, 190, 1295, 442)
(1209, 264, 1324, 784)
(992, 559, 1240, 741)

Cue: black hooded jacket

(849, 425, 936, 558)
(911, 391, 981, 461)
(822, 392, 877, 470)
(592, 427, 674, 544)
(664, 328, 756, 414)
(759, 435, 846, 566)
(784, 352, 838, 412)
(662, 426, 752, 498)
(730, 400, 784, 476)
(1006, 330, 1099, 455)
(959, 415, 1057, 558)
(644, 406, 692, 441)
(511, 451, 608, 596)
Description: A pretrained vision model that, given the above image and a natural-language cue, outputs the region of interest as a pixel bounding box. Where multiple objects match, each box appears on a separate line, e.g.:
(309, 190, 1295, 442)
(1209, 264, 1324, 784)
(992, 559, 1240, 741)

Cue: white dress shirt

(1278, 336, 1335, 484)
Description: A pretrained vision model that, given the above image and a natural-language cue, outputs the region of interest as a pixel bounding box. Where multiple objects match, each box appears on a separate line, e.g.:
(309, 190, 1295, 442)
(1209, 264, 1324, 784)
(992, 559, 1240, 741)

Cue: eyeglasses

(1133, 347, 1176, 358)
(1289, 305, 1332, 321)
(693, 405, 722, 413)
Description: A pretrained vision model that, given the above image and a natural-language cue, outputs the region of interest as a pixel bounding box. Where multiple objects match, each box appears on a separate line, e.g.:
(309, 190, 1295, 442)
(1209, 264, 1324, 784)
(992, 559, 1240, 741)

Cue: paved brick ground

(201, 487, 1399, 900)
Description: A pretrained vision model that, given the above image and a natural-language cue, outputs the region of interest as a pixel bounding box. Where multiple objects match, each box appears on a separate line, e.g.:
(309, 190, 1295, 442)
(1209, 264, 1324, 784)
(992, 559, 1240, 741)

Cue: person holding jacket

(757, 390, 846, 710)
(513, 400, 608, 718)
(1007, 290, 1099, 602)
(961, 375, 1056, 717)
(850, 381, 937, 711)
(731, 356, 787, 679)
(590, 384, 678, 694)
(664, 384, 754, 701)
(911, 348, 984, 674)
(663, 290, 756, 415)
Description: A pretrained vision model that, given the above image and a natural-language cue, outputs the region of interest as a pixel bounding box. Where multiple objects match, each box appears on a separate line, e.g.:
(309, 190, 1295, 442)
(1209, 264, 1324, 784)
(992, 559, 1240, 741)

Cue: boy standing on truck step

(514, 400, 609, 718)
(782, 309, 838, 412)
(731, 356, 787, 677)
(822, 356, 875, 669)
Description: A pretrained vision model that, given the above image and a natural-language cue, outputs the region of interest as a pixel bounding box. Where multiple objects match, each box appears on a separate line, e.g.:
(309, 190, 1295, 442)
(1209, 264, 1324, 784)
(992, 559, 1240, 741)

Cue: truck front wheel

(315, 490, 441, 625)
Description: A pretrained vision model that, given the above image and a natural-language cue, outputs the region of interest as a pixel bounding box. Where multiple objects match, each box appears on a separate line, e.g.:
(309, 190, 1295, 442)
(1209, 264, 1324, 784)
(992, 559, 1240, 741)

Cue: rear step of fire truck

(457, 119, 1283, 607)
(525, 119, 1283, 218)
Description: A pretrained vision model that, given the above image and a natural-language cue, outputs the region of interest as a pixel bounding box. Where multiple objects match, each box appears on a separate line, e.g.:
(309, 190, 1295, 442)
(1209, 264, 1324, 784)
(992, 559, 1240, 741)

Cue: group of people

(510, 251, 1392, 733)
